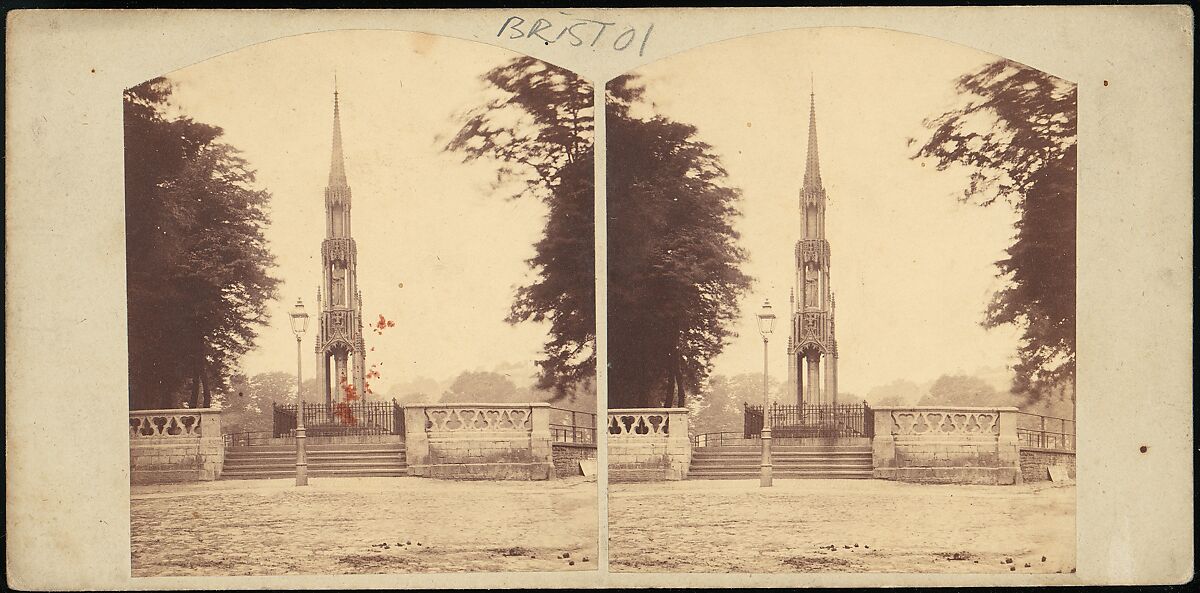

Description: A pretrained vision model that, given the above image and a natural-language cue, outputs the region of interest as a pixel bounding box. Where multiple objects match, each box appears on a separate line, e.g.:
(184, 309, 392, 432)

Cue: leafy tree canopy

(446, 57, 595, 398)
(217, 372, 317, 434)
(447, 59, 750, 410)
(912, 59, 1077, 400)
(125, 78, 279, 410)
(606, 75, 753, 409)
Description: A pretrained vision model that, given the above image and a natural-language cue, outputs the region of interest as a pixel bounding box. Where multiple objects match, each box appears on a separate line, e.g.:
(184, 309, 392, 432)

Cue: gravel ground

(609, 479, 1074, 573)
(131, 476, 598, 576)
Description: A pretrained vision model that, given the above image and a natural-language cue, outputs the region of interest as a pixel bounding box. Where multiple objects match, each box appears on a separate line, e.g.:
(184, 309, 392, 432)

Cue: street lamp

(289, 298, 310, 487)
(757, 298, 777, 488)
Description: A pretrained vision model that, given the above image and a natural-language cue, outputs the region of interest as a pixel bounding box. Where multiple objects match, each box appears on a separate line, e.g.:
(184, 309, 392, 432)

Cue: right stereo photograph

(604, 27, 1077, 574)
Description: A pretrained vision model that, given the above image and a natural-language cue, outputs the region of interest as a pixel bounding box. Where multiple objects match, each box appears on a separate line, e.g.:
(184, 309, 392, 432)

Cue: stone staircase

(688, 442, 873, 480)
(221, 442, 407, 480)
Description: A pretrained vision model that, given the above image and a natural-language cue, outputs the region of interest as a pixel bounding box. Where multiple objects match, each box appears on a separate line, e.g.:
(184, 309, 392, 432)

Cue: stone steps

(220, 467, 410, 479)
(690, 460, 873, 470)
(221, 443, 407, 480)
(687, 469, 873, 479)
(692, 454, 871, 459)
(687, 444, 874, 480)
(692, 446, 872, 453)
(224, 444, 405, 454)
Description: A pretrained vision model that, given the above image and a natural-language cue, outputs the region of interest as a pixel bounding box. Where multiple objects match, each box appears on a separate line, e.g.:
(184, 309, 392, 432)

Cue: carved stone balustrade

(607, 408, 691, 481)
(402, 403, 553, 480)
(128, 408, 223, 484)
(871, 406, 1021, 485)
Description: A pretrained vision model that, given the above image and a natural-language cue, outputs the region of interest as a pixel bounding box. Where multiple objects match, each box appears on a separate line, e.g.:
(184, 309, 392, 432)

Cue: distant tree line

(220, 369, 596, 434)
(689, 369, 1074, 436)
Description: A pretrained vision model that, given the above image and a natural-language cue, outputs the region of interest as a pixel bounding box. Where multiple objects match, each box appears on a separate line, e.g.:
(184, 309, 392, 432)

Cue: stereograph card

(4, 6, 1193, 589)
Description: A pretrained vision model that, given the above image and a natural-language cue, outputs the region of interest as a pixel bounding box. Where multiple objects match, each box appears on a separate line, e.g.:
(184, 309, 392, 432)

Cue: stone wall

(129, 409, 224, 484)
(552, 443, 597, 476)
(1020, 447, 1076, 481)
(871, 406, 1021, 485)
(403, 403, 554, 480)
(607, 408, 690, 482)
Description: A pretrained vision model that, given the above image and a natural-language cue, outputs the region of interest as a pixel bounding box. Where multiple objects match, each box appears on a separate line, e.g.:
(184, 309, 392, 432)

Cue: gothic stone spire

(316, 82, 366, 406)
(329, 82, 348, 187)
(790, 83, 838, 408)
(802, 89, 822, 191)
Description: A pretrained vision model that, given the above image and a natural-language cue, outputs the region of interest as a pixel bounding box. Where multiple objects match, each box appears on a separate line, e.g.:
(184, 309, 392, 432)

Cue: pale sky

(152, 27, 1026, 399)
(160, 31, 553, 392)
(624, 28, 1024, 395)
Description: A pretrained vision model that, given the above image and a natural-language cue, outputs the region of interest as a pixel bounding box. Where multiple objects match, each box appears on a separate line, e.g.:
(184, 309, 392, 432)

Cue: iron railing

(549, 407, 597, 445)
(744, 402, 873, 438)
(691, 431, 749, 448)
(1015, 412, 1075, 451)
(222, 430, 278, 447)
(272, 399, 404, 437)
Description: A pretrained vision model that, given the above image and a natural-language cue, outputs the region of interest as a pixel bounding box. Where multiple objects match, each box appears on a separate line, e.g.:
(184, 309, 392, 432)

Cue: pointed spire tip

(328, 81, 347, 187)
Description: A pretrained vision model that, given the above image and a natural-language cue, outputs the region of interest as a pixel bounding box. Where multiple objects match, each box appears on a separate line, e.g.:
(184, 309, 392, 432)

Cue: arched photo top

(124, 28, 598, 415)
(603, 24, 1076, 414)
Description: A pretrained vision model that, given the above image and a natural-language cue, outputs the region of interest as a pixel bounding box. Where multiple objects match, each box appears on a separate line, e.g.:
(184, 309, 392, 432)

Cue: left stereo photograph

(124, 30, 598, 577)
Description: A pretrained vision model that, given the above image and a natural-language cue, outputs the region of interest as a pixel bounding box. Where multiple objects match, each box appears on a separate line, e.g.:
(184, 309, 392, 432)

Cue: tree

(606, 75, 753, 409)
(385, 376, 443, 405)
(217, 372, 314, 434)
(440, 371, 521, 403)
(125, 78, 280, 410)
(446, 60, 751, 409)
(690, 373, 777, 435)
(874, 395, 907, 407)
(446, 57, 596, 398)
(865, 378, 924, 406)
(917, 373, 1023, 408)
(912, 59, 1077, 400)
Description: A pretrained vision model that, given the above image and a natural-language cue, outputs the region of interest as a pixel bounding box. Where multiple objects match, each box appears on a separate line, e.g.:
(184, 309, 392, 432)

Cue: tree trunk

(201, 372, 211, 408)
(661, 370, 674, 408)
(158, 382, 172, 410)
(674, 358, 686, 408)
(188, 367, 200, 408)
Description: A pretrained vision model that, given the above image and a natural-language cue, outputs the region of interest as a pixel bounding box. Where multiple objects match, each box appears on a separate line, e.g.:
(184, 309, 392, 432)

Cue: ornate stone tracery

(787, 90, 840, 409)
(129, 411, 205, 438)
(890, 409, 1000, 436)
(425, 407, 533, 432)
(314, 87, 368, 406)
(607, 412, 671, 436)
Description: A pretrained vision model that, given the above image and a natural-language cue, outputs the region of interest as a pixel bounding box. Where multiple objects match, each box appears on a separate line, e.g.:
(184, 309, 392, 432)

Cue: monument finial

(328, 84, 347, 186)
(802, 84, 822, 191)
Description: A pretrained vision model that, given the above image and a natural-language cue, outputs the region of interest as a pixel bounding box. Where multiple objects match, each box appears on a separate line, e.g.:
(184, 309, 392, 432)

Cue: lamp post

(289, 298, 310, 487)
(757, 298, 777, 488)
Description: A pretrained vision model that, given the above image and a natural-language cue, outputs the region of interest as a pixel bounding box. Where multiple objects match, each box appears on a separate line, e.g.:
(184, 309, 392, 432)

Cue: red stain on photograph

(334, 314, 395, 425)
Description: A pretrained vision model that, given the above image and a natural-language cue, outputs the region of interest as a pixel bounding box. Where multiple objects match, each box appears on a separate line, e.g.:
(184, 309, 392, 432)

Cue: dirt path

(131, 476, 598, 576)
(609, 479, 1074, 573)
